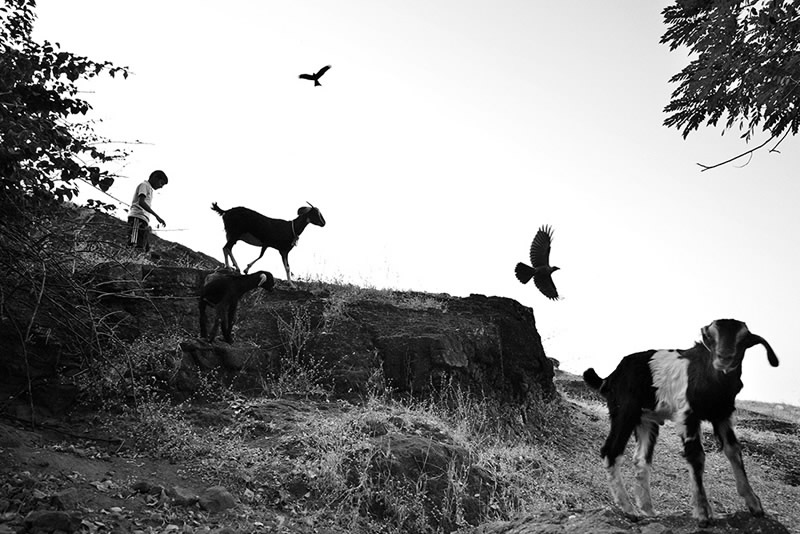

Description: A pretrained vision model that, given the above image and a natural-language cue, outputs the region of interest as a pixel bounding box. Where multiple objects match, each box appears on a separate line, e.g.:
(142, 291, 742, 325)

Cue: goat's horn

(306, 201, 315, 208)
(746, 333, 779, 367)
(700, 325, 714, 351)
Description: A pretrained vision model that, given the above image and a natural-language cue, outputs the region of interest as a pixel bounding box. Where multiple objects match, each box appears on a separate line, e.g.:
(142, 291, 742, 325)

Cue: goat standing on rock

(199, 270, 275, 344)
(211, 202, 326, 287)
(584, 319, 779, 527)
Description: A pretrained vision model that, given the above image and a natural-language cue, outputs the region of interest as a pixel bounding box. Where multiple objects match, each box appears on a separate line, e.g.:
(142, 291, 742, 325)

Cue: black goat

(199, 270, 275, 343)
(211, 202, 326, 287)
(583, 319, 779, 526)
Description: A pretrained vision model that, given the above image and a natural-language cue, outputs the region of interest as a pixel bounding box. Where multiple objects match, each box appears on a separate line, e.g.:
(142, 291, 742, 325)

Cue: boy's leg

(141, 224, 151, 252)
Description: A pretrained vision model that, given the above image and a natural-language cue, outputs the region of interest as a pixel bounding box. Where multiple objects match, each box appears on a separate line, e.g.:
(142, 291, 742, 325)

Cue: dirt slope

(1, 373, 797, 534)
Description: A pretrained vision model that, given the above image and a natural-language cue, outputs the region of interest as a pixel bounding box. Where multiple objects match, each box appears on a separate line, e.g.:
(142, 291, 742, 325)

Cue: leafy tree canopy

(662, 0, 800, 167)
(0, 0, 128, 208)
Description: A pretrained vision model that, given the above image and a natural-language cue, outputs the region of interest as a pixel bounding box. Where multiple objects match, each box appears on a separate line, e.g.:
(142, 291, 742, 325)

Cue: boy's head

(149, 170, 169, 189)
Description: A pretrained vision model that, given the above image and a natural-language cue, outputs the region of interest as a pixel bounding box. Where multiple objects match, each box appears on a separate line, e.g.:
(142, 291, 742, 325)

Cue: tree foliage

(0, 0, 128, 207)
(662, 0, 800, 161)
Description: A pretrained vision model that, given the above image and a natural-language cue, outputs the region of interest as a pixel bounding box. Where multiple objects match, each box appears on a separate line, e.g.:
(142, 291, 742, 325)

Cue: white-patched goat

(583, 319, 779, 526)
(211, 202, 326, 287)
(199, 270, 275, 344)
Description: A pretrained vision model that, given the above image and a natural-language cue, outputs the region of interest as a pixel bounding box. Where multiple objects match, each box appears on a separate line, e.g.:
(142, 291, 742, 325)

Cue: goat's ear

(298, 206, 311, 216)
(745, 333, 779, 367)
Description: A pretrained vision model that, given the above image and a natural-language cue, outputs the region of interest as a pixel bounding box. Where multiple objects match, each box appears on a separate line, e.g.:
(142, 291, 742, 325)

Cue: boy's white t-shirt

(128, 181, 154, 223)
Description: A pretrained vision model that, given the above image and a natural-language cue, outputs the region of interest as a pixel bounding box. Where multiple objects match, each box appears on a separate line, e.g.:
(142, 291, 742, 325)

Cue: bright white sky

(33, 1, 800, 406)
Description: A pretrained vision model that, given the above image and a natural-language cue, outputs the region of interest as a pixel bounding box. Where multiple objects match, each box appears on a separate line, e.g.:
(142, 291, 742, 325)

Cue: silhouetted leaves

(0, 0, 129, 209)
(662, 0, 800, 143)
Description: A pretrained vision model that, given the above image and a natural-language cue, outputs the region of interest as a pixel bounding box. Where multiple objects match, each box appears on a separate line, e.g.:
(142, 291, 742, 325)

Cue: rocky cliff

(86, 262, 556, 409)
(0, 206, 555, 418)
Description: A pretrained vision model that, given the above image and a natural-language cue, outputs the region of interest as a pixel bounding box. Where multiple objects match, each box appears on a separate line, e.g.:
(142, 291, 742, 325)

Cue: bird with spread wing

(515, 224, 560, 300)
(299, 65, 331, 86)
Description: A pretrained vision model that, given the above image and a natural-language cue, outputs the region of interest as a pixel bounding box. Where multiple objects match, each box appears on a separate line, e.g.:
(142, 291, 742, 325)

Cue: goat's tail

(583, 368, 605, 392)
(211, 202, 225, 216)
(515, 262, 534, 284)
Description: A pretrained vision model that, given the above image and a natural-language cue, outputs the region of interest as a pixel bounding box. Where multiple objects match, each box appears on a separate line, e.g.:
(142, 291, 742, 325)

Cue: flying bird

(515, 224, 560, 300)
(298, 65, 331, 86)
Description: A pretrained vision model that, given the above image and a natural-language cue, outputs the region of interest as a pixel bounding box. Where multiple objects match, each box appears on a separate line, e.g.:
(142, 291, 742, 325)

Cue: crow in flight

(299, 65, 331, 86)
(515, 224, 560, 300)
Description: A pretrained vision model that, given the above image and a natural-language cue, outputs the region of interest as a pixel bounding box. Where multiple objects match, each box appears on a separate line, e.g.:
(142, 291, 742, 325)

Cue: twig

(768, 129, 791, 154)
(697, 135, 776, 172)
(733, 152, 754, 169)
(6, 314, 37, 429)
(25, 261, 47, 342)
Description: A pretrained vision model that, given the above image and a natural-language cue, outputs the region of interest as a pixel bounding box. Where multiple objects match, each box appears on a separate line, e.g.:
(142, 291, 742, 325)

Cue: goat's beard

(713, 361, 739, 374)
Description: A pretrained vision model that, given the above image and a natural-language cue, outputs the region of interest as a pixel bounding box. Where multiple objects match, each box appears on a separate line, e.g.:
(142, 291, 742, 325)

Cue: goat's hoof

(747, 497, 765, 518)
(621, 512, 639, 523)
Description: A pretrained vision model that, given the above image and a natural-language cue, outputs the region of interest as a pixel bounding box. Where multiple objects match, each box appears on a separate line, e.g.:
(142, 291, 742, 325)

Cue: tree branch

(697, 135, 776, 172)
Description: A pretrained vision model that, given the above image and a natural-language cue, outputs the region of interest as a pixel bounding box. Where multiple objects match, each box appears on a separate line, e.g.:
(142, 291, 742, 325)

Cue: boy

(128, 170, 168, 251)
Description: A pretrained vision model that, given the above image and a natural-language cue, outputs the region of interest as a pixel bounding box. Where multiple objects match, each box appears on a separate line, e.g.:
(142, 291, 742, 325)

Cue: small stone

(167, 486, 198, 507)
(131, 481, 153, 494)
(199, 486, 236, 513)
(641, 523, 673, 534)
(23, 510, 82, 533)
(49, 487, 80, 510)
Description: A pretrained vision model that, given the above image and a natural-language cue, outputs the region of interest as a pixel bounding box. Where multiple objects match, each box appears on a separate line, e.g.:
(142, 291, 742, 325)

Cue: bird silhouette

(299, 65, 331, 86)
(515, 224, 560, 300)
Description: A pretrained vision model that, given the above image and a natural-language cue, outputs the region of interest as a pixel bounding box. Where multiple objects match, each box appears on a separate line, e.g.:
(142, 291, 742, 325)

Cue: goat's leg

(244, 247, 268, 275)
(208, 313, 220, 342)
(222, 301, 238, 343)
(632, 421, 659, 516)
(280, 251, 295, 288)
(713, 418, 764, 517)
(601, 415, 637, 515)
(223, 242, 241, 272)
(680, 417, 712, 526)
(199, 300, 209, 339)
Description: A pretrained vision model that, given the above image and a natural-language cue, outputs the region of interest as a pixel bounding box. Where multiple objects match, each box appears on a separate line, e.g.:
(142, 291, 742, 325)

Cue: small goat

(211, 202, 326, 287)
(583, 319, 778, 526)
(199, 270, 275, 343)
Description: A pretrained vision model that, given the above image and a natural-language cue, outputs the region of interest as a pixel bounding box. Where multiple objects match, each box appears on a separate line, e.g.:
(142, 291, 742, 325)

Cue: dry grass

(7, 347, 796, 534)
(298, 275, 449, 326)
(98, 338, 800, 533)
(739, 399, 800, 423)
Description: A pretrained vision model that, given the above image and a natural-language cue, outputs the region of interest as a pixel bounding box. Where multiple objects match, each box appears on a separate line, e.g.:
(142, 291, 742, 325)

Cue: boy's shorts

(128, 216, 150, 251)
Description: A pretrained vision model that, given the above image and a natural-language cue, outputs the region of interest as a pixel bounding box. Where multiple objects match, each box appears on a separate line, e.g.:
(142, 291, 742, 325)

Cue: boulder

(22, 510, 82, 533)
(365, 432, 502, 529)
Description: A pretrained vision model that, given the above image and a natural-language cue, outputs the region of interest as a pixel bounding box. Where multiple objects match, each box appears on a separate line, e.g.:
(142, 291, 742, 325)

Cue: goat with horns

(583, 319, 779, 527)
(211, 202, 326, 287)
